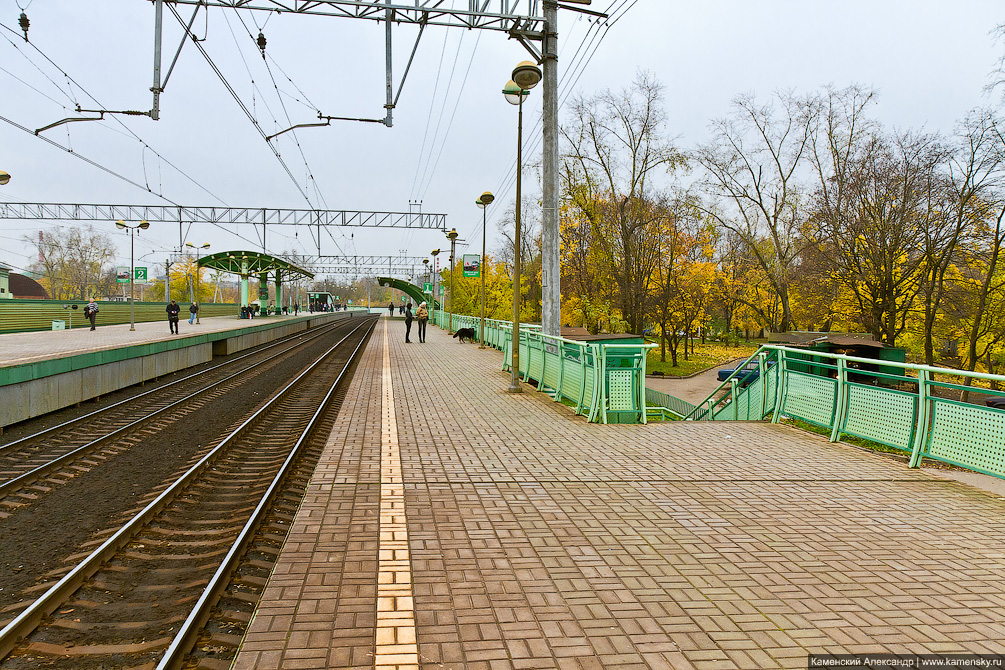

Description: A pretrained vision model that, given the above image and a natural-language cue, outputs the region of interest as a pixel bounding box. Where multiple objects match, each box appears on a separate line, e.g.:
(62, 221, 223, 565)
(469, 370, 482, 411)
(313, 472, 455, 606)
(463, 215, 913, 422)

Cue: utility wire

(168, 4, 313, 207)
(0, 20, 227, 206)
(0, 114, 177, 200)
(415, 30, 483, 199)
(473, 0, 637, 248)
(414, 31, 468, 197)
(409, 29, 454, 199)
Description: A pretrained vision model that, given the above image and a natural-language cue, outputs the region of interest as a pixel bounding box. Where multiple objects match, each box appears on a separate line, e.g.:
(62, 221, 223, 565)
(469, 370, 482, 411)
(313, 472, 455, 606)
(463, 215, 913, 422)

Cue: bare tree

(815, 129, 943, 345)
(562, 71, 685, 334)
(917, 110, 1005, 363)
(697, 91, 818, 332)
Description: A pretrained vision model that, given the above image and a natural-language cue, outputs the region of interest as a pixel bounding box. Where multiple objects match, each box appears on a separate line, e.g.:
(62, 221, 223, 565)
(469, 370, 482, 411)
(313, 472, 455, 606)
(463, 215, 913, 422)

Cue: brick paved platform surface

(234, 318, 1005, 670)
(0, 314, 262, 367)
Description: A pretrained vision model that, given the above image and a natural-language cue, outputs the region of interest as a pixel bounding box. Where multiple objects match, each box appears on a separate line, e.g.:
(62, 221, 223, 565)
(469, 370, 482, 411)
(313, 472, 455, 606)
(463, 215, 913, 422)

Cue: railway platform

(0, 310, 363, 430)
(233, 317, 1005, 670)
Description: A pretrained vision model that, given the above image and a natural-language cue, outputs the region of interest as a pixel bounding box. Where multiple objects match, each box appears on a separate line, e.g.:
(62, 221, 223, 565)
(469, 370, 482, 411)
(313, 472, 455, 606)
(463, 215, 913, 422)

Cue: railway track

(0, 316, 376, 669)
(0, 316, 363, 507)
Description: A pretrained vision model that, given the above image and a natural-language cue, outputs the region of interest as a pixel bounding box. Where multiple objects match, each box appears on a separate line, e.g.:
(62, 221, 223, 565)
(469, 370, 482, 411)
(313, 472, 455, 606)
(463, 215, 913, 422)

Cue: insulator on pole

(19, 12, 29, 41)
(257, 31, 267, 58)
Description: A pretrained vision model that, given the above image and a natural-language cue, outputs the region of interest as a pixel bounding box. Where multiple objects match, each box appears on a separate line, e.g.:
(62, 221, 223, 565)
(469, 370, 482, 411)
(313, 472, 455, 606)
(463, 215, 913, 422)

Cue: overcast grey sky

(1, 0, 1003, 280)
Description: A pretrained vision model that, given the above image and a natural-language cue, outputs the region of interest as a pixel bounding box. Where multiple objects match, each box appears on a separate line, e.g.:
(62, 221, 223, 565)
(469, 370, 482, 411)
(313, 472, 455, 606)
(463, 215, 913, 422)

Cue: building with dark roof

(5, 269, 50, 299)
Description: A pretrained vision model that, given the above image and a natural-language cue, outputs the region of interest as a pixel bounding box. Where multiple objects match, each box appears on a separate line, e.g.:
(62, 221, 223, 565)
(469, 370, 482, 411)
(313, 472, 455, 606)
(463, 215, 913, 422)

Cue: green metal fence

(678, 344, 1005, 480)
(432, 312, 654, 424)
(0, 299, 243, 333)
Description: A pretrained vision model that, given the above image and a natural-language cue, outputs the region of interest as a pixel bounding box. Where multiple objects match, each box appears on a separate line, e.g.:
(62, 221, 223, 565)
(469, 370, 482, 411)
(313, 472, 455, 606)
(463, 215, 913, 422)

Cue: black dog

(453, 327, 476, 343)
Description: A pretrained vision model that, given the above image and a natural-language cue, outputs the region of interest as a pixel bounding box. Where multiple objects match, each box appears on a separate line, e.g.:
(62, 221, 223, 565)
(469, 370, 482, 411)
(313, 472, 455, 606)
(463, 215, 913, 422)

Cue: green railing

(681, 344, 1005, 480)
(432, 312, 654, 424)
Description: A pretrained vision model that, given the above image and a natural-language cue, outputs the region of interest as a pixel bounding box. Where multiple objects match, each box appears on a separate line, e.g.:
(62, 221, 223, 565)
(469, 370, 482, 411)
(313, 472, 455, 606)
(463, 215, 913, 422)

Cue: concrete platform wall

(0, 311, 360, 430)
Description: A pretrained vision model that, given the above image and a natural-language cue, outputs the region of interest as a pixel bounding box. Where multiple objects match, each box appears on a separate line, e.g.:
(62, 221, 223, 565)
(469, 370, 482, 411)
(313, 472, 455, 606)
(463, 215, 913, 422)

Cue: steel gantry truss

(0, 201, 447, 256)
(0, 203, 445, 229)
(163, 1, 548, 32)
(145, 0, 596, 336)
(275, 255, 430, 277)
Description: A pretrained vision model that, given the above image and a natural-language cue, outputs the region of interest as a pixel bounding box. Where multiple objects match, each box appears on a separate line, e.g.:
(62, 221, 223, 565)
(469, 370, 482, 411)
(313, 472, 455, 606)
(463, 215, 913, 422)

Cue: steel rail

(0, 316, 356, 458)
(156, 319, 374, 669)
(0, 318, 374, 660)
(0, 319, 364, 496)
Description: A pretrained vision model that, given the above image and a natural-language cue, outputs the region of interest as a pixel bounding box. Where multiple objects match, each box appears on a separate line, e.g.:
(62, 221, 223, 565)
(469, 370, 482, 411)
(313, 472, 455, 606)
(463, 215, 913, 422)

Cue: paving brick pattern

(234, 319, 1005, 669)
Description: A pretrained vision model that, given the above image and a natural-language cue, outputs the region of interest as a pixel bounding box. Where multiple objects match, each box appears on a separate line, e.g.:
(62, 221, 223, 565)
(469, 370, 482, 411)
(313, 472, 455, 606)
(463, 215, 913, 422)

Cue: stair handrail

(682, 345, 775, 421)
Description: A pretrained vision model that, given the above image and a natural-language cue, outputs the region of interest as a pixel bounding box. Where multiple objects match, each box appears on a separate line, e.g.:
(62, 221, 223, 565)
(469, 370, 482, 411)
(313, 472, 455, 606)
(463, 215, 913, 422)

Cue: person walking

(167, 299, 181, 334)
(84, 298, 99, 331)
(388, 301, 394, 317)
(416, 301, 428, 343)
(404, 301, 413, 343)
(188, 301, 199, 325)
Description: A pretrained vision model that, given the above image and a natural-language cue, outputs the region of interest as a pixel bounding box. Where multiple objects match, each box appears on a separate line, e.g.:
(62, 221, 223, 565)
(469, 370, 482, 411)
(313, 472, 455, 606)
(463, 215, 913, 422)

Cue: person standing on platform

(415, 301, 428, 343)
(167, 299, 181, 334)
(85, 298, 99, 331)
(404, 302, 413, 343)
(388, 302, 394, 317)
(188, 302, 199, 325)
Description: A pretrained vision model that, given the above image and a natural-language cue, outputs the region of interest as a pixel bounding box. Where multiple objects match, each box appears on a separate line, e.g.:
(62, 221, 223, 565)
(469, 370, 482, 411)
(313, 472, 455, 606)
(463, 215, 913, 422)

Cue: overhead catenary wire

(167, 3, 313, 208)
(473, 0, 637, 249)
(410, 29, 462, 200)
(0, 20, 228, 207)
(415, 30, 483, 200)
(232, 10, 332, 213)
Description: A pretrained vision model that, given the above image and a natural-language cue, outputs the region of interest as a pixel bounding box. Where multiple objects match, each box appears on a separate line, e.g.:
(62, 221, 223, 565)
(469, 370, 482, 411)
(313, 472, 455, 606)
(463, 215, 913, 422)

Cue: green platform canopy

(199, 251, 314, 309)
(378, 276, 440, 311)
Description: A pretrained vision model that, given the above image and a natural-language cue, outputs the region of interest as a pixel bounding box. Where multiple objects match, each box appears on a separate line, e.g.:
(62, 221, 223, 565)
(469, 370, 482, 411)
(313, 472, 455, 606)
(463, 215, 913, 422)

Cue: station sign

(463, 254, 480, 278)
(134, 267, 147, 282)
(116, 266, 130, 283)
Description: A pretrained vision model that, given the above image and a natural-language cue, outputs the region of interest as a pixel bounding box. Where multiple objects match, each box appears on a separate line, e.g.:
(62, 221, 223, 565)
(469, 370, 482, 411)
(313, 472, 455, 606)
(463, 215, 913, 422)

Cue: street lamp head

(115, 220, 127, 229)
(502, 80, 528, 106)
(201, 242, 210, 249)
(476, 191, 495, 208)
(446, 228, 458, 241)
(138, 221, 150, 230)
(0, 170, 10, 185)
(512, 61, 542, 90)
(431, 248, 440, 256)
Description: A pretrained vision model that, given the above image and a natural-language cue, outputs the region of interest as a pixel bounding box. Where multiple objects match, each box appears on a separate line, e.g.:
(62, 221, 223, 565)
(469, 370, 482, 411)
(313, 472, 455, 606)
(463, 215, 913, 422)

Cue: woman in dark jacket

(404, 302, 413, 343)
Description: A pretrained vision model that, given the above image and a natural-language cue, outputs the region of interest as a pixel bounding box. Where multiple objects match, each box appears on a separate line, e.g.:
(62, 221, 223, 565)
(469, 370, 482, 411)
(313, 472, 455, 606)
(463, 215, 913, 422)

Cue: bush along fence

(432, 311, 655, 425)
(674, 344, 1005, 481)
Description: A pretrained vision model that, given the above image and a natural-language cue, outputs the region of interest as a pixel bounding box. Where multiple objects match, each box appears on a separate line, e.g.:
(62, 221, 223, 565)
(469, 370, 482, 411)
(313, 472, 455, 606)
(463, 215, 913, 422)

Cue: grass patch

(787, 418, 909, 456)
(646, 341, 760, 377)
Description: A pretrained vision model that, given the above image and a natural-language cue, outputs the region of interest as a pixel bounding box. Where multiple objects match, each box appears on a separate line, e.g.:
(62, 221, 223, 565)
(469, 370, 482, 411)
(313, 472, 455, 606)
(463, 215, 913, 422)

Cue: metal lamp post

(431, 248, 440, 326)
(446, 228, 458, 333)
(115, 219, 151, 331)
(423, 258, 430, 308)
(185, 242, 210, 323)
(476, 191, 494, 348)
(503, 61, 542, 393)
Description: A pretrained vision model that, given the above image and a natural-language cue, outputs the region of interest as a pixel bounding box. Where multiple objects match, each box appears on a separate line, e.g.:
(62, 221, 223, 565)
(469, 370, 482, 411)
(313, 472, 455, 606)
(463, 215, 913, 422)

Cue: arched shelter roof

(198, 250, 315, 280)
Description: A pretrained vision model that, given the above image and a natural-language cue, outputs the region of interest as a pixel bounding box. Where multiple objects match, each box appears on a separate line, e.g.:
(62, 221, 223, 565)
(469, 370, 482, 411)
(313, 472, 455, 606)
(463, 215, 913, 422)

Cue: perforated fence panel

(842, 383, 917, 451)
(782, 371, 837, 428)
(607, 369, 634, 411)
(926, 400, 1005, 477)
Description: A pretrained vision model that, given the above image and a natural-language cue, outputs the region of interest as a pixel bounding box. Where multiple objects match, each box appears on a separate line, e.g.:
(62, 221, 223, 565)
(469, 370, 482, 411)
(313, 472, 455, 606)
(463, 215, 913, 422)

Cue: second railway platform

(231, 316, 1005, 670)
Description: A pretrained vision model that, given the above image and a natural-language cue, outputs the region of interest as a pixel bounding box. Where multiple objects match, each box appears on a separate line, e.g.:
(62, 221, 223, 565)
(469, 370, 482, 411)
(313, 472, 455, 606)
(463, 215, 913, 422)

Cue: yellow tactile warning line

(374, 324, 419, 670)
